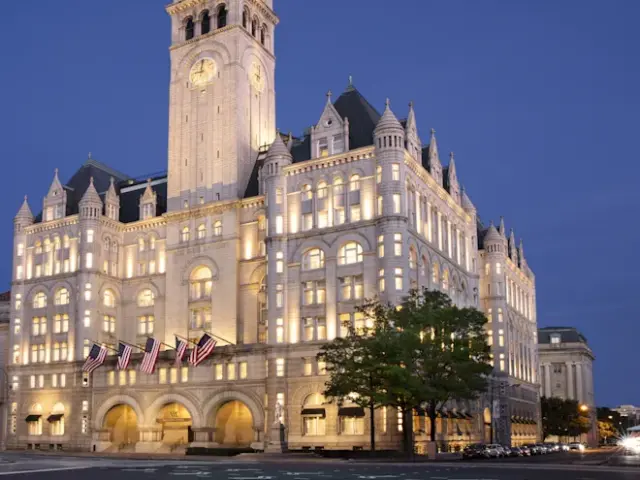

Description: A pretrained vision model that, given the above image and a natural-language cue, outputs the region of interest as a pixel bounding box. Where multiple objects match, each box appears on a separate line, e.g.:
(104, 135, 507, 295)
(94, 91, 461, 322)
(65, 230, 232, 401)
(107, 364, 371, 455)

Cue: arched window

(103, 289, 116, 308)
(213, 221, 222, 236)
(303, 393, 326, 436)
(217, 5, 227, 29)
(138, 237, 145, 252)
(261, 24, 267, 45)
(33, 292, 47, 309)
(181, 226, 190, 243)
(50, 402, 65, 436)
(138, 289, 155, 307)
(349, 174, 360, 191)
(409, 247, 417, 270)
(432, 263, 440, 285)
(185, 17, 194, 40)
(317, 181, 327, 199)
(338, 242, 363, 265)
(197, 224, 206, 239)
(201, 10, 211, 35)
(150, 236, 156, 250)
(190, 266, 213, 300)
(421, 255, 429, 278)
(258, 276, 267, 343)
(302, 248, 325, 270)
(54, 288, 69, 306)
(53, 236, 61, 250)
(485, 263, 490, 276)
(242, 8, 249, 28)
(442, 270, 449, 291)
(301, 184, 312, 201)
(251, 17, 258, 37)
(27, 403, 43, 436)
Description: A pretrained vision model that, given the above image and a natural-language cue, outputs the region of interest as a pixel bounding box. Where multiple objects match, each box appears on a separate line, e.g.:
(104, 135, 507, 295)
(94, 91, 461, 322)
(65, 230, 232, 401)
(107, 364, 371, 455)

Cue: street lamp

(580, 405, 589, 413)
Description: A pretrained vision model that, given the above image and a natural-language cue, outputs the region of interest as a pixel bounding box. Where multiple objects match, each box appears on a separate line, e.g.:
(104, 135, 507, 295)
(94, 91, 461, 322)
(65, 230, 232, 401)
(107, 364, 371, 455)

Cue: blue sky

(1, 0, 638, 406)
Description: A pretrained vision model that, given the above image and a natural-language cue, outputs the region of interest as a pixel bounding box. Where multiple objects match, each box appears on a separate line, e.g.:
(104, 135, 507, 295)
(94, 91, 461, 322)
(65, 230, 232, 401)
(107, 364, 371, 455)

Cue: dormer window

(332, 134, 344, 154)
(550, 334, 561, 344)
(318, 138, 328, 157)
(142, 203, 154, 220)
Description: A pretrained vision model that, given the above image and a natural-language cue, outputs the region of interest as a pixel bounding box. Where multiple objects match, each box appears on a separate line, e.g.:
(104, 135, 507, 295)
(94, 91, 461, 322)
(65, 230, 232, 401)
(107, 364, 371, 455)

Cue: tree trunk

(369, 401, 376, 452)
(428, 403, 437, 442)
(402, 408, 414, 459)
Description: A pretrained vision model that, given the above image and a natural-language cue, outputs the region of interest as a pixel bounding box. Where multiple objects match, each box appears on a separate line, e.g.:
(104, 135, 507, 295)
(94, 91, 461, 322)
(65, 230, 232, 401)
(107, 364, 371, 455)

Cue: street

(0, 453, 639, 480)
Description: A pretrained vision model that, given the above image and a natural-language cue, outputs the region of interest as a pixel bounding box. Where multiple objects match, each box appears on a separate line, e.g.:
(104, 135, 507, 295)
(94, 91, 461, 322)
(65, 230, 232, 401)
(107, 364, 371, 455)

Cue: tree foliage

(541, 396, 592, 440)
(318, 288, 492, 454)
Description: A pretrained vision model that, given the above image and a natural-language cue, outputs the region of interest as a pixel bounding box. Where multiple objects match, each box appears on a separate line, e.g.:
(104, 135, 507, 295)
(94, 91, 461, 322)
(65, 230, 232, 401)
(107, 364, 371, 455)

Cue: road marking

(0, 466, 93, 476)
(228, 470, 263, 472)
(121, 468, 157, 473)
(168, 473, 211, 477)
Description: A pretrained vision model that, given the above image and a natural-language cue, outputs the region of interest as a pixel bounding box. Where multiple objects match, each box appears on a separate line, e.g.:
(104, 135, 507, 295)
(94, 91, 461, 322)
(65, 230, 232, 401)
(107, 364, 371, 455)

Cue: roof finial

(89, 176, 94, 185)
(54, 168, 59, 175)
(348, 75, 353, 86)
(88, 152, 92, 160)
(326, 89, 332, 101)
(430, 128, 436, 136)
(385, 98, 390, 108)
(449, 151, 454, 161)
(24, 195, 28, 201)
(409, 100, 414, 109)
(147, 178, 152, 184)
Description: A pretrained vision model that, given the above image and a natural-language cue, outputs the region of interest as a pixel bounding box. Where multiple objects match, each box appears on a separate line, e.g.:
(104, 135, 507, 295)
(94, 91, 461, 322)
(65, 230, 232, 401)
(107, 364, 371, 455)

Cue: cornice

(164, 199, 239, 223)
(166, 0, 278, 23)
(121, 216, 168, 233)
(245, 0, 279, 24)
(240, 196, 265, 209)
(283, 146, 375, 177)
(25, 215, 79, 234)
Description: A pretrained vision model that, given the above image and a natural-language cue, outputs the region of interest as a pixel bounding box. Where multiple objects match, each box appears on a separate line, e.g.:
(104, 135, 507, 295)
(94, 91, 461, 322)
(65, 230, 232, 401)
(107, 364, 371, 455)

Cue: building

(613, 405, 640, 428)
(538, 326, 597, 445)
(0, 291, 9, 450)
(6, 0, 539, 452)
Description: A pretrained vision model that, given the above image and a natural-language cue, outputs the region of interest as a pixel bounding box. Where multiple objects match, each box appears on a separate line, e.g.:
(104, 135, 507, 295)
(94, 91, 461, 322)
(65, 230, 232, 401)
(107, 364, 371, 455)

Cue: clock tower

(165, 0, 277, 209)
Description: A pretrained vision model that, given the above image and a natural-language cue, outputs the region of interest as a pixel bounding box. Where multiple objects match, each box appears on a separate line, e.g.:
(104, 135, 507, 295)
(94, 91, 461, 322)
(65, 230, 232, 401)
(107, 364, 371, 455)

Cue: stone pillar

(265, 422, 286, 453)
(566, 362, 574, 400)
(544, 364, 551, 397)
(575, 363, 584, 404)
(190, 427, 217, 448)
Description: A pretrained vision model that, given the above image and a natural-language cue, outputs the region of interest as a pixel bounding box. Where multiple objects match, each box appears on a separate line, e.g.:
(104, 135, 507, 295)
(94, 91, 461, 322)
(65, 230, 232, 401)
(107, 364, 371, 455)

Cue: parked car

(462, 444, 491, 459)
(568, 442, 586, 451)
(524, 443, 542, 455)
(544, 442, 560, 452)
(486, 444, 505, 458)
(508, 446, 524, 456)
(536, 443, 550, 454)
(519, 445, 532, 456)
(558, 443, 570, 451)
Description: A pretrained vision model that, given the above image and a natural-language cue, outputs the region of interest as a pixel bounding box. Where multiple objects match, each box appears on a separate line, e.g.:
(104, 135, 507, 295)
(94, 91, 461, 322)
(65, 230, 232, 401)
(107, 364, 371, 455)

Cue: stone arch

(50, 279, 75, 298)
(348, 166, 366, 178)
(25, 284, 50, 303)
(173, 43, 232, 80)
(290, 382, 326, 408)
(94, 395, 145, 430)
(98, 281, 122, 304)
(290, 238, 331, 264)
(145, 392, 204, 429)
(180, 255, 219, 285)
(133, 281, 161, 302)
(202, 388, 264, 429)
(241, 49, 272, 92)
(329, 232, 372, 257)
(248, 263, 266, 285)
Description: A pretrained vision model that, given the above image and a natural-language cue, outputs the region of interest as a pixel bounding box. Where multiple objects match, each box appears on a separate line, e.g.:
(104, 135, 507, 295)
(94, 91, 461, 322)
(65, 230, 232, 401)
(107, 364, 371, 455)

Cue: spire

(427, 128, 443, 184)
(448, 152, 457, 177)
(406, 101, 417, 131)
(461, 186, 475, 213)
(139, 179, 157, 220)
(141, 178, 155, 202)
(80, 177, 102, 205)
(374, 98, 403, 132)
(286, 132, 294, 151)
(346, 75, 355, 92)
(266, 133, 293, 160)
(484, 222, 502, 246)
(46, 168, 63, 197)
(326, 89, 332, 104)
(15, 196, 33, 220)
(105, 177, 120, 221)
(106, 177, 117, 200)
(518, 238, 526, 266)
(509, 228, 518, 263)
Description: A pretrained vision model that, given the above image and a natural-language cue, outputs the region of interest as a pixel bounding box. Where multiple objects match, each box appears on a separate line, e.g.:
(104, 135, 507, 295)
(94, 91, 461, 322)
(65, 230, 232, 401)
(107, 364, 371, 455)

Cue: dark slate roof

(290, 134, 311, 163)
(118, 176, 168, 223)
(443, 166, 450, 191)
(538, 327, 588, 345)
(420, 146, 432, 172)
(0, 290, 10, 302)
(333, 85, 381, 150)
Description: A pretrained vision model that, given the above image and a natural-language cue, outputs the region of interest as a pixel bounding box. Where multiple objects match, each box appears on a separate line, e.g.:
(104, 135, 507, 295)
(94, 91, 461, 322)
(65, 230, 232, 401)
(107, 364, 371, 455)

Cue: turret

(14, 196, 34, 231)
(509, 228, 518, 264)
(79, 177, 103, 219)
(139, 179, 157, 220)
(405, 101, 421, 161)
(461, 187, 476, 215)
(105, 177, 120, 221)
(518, 238, 527, 269)
(42, 168, 67, 222)
(427, 129, 443, 185)
(447, 152, 460, 204)
(310, 90, 349, 158)
(483, 222, 505, 254)
(499, 216, 506, 237)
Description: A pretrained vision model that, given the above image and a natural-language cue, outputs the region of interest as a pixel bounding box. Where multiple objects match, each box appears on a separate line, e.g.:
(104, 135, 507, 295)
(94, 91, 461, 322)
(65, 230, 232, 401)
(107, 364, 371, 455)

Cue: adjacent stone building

(6, 0, 539, 452)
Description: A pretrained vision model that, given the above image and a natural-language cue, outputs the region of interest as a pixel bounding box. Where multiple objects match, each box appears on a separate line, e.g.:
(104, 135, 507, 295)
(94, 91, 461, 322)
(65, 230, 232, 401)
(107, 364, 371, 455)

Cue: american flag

(189, 333, 217, 367)
(174, 336, 188, 367)
(117, 342, 133, 370)
(82, 344, 107, 373)
(140, 337, 161, 374)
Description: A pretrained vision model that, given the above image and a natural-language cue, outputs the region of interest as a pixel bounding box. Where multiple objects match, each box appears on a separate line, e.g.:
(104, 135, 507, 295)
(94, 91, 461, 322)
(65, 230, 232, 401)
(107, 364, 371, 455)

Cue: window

(185, 17, 194, 40)
(119, 370, 127, 386)
(303, 394, 326, 436)
(137, 289, 155, 307)
(275, 215, 283, 234)
(318, 138, 328, 157)
(317, 360, 327, 375)
(129, 370, 137, 385)
(275, 188, 283, 204)
(409, 248, 417, 270)
(393, 194, 401, 214)
(551, 334, 561, 344)
(53, 314, 69, 334)
(84, 310, 91, 327)
(83, 339, 91, 359)
(394, 233, 402, 256)
(213, 221, 222, 236)
(378, 269, 385, 292)
(340, 415, 364, 435)
(377, 196, 383, 215)
(227, 363, 236, 380)
(317, 181, 327, 199)
(170, 368, 178, 384)
(84, 283, 92, 301)
(276, 251, 284, 273)
(181, 227, 190, 243)
(15, 293, 22, 310)
(239, 362, 248, 379)
(82, 400, 89, 412)
(304, 359, 313, 376)
(498, 308, 503, 322)
(201, 10, 210, 34)
(159, 368, 167, 384)
(85, 252, 93, 269)
(302, 281, 325, 306)
(54, 288, 70, 305)
(350, 204, 361, 222)
(301, 184, 312, 201)
(103, 315, 115, 334)
(276, 285, 284, 308)
(189, 308, 211, 330)
(27, 410, 43, 436)
(394, 268, 403, 291)
(303, 317, 326, 341)
(392, 163, 400, 181)
(103, 289, 116, 308)
(181, 367, 188, 383)
(498, 329, 505, 347)
(432, 263, 439, 284)
(349, 174, 360, 191)
(376, 165, 382, 183)
(442, 270, 449, 291)
(496, 262, 502, 274)
(86, 230, 94, 243)
(242, 8, 249, 28)
(216, 4, 227, 28)
(33, 292, 47, 309)
(338, 242, 363, 265)
(32, 317, 46, 336)
(302, 213, 312, 231)
(215, 364, 223, 380)
(302, 248, 324, 270)
(138, 237, 145, 252)
(276, 358, 285, 377)
(138, 315, 155, 335)
(197, 224, 206, 239)
(190, 266, 213, 300)
(276, 318, 284, 343)
(340, 275, 363, 301)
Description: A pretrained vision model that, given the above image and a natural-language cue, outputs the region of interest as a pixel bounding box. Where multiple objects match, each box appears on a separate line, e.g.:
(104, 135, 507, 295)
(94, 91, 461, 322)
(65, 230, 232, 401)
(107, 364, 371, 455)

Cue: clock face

(250, 62, 264, 92)
(190, 58, 216, 87)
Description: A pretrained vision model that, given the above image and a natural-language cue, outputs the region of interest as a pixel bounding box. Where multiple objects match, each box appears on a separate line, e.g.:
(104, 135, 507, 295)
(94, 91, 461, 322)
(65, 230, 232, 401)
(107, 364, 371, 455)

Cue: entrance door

(214, 400, 254, 446)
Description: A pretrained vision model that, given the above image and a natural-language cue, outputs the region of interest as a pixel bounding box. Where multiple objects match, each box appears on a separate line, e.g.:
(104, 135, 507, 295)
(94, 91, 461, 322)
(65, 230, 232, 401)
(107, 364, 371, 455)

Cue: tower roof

(15, 196, 33, 220)
(79, 177, 103, 205)
(374, 99, 403, 132)
(483, 223, 502, 245)
(266, 133, 292, 159)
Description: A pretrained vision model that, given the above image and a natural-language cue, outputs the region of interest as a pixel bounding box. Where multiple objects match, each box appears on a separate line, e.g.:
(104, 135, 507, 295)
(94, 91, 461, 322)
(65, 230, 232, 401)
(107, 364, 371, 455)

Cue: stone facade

(6, 0, 539, 452)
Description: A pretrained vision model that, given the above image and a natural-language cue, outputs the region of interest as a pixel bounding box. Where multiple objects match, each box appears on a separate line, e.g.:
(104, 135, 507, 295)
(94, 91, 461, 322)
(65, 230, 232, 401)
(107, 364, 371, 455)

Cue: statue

(273, 401, 284, 426)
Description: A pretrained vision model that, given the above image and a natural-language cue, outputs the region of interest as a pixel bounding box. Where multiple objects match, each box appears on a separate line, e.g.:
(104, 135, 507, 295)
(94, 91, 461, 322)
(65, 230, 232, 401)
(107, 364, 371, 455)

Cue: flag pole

(160, 341, 176, 351)
(89, 341, 119, 354)
(203, 331, 235, 346)
(118, 340, 146, 352)
(176, 334, 199, 346)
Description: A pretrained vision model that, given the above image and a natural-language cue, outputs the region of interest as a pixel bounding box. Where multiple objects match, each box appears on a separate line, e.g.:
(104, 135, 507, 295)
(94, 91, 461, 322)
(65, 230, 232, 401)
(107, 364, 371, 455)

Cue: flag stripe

(140, 338, 161, 374)
(174, 337, 188, 367)
(117, 343, 133, 370)
(82, 344, 107, 373)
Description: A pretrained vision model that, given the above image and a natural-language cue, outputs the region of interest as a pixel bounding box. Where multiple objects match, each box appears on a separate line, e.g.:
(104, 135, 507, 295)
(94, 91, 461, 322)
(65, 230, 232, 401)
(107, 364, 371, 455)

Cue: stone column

(566, 362, 574, 400)
(575, 363, 584, 404)
(544, 364, 551, 397)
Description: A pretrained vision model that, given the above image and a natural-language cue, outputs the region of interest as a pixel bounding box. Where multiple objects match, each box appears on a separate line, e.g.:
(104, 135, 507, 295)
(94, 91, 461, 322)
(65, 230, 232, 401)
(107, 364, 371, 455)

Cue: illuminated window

(85, 252, 93, 269)
(339, 275, 363, 301)
(31, 317, 47, 336)
(276, 317, 284, 343)
(302, 213, 313, 231)
(227, 363, 236, 380)
(377, 195, 383, 215)
(138, 238, 145, 252)
(170, 368, 178, 384)
(54, 288, 70, 306)
(393, 194, 401, 214)
(189, 266, 213, 300)
(394, 268, 403, 291)
(301, 184, 312, 201)
(349, 174, 360, 191)
(303, 393, 326, 436)
(275, 215, 283, 234)
(498, 329, 505, 347)
(302, 248, 324, 270)
(318, 138, 328, 157)
(239, 362, 248, 379)
(276, 251, 284, 273)
(550, 334, 561, 344)
(137, 289, 155, 307)
(378, 269, 385, 292)
(158, 368, 167, 384)
(32, 292, 47, 309)
(103, 289, 116, 308)
(276, 285, 284, 308)
(276, 358, 285, 377)
(496, 262, 502, 274)
(82, 400, 89, 412)
(376, 165, 382, 183)
(215, 364, 223, 380)
(302, 317, 326, 341)
(108, 371, 115, 386)
(350, 204, 361, 222)
(378, 235, 384, 258)
(317, 360, 327, 375)
(213, 221, 222, 237)
(317, 181, 327, 199)
(86, 230, 94, 243)
(15, 293, 22, 310)
(409, 247, 417, 270)
(275, 188, 283, 204)
(197, 224, 206, 239)
(84, 310, 91, 328)
(180, 367, 188, 383)
(392, 163, 400, 181)
(181, 227, 190, 243)
(338, 242, 363, 265)
(304, 359, 313, 376)
(432, 263, 439, 285)
(103, 315, 115, 334)
(53, 314, 69, 334)
(138, 315, 155, 335)
(394, 233, 402, 256)
(498, 308, 503, 322)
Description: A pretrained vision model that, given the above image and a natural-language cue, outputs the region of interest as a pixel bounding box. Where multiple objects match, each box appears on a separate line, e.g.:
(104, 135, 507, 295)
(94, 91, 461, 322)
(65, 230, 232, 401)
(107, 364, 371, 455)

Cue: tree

(541, 397, 591, 441)
(319, 289, 492, 456)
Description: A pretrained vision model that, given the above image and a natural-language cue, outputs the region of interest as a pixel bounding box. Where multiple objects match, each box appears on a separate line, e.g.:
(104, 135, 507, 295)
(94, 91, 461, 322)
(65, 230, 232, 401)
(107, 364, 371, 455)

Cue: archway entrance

(156, 403, 192, 446)
(214, 400, 253, 446)
(104, 404, 138, 446)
